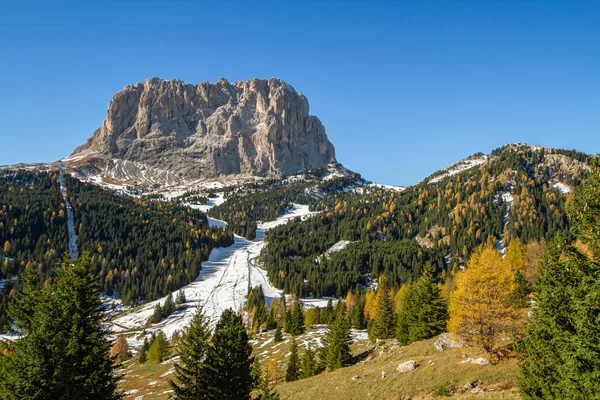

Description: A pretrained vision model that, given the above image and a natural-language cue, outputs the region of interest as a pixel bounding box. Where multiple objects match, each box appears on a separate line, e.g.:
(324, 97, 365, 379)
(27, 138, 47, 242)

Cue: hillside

(115, 327, 520, 400)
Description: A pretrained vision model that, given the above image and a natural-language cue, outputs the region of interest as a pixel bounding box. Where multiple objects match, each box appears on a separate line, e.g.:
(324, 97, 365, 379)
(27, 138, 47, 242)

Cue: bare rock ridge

(66, 77, 336, 184)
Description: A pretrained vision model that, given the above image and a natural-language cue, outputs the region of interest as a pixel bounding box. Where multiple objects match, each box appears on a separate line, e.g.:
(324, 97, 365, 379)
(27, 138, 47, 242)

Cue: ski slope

(57, 175, 79, 259)
(111, 204, 317, 340)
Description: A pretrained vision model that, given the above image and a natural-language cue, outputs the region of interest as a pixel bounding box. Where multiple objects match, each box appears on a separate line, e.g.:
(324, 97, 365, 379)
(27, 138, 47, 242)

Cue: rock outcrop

(66, 77, 336, 184)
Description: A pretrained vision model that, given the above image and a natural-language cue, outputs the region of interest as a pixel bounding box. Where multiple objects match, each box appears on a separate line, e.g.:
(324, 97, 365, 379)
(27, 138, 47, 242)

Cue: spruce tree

(273, 324, 283, 343)
(292, 303, 305, 335)
(300, 347, 316, 379)
(519, 161, 600, 398)
(321, 301, 351, 371)
(370, 274, 395, 339)
(170, 307, 211, 399)
(396, 266, 448, 345)
(162, 293, 174, 318)
(204, 309, 254, 400)
(285, 337, 300, 382)
(0, 253, 122, 400)
(139, 336, 149, 364)
(152, 303, 163, 324)
(6, 263, 42, 331)
(138, 347, 148, 364)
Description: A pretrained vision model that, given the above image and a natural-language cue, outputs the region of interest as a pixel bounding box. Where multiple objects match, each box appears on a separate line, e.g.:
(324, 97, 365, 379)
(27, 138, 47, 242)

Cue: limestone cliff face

(69, 77, 336, 182)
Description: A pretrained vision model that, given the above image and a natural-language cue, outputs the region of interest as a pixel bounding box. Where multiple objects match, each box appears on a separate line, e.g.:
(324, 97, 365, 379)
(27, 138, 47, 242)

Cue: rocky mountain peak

(66, 77, 336, 184)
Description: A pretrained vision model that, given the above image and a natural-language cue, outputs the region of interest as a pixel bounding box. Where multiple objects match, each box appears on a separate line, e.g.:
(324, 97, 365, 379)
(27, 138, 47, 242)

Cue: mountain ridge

(63, 77, 336, 184)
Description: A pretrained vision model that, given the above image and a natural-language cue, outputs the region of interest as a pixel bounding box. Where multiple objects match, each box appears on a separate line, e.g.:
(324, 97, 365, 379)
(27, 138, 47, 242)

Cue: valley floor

(110, 203, 317, 344)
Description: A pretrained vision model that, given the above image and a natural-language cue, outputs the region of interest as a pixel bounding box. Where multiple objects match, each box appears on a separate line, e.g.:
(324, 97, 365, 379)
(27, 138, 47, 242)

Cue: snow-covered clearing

(367, 182, 406, 192)
(111, 203, 318, 342)
(429, 155, 488, 184)
(553, 182, 572, 194)
(257, 204, 319, 230)
(300, 297, 338, 309)
(188, 193, 226, 213)
(57, 175, 79, 259)
(315, 240, 354, 263)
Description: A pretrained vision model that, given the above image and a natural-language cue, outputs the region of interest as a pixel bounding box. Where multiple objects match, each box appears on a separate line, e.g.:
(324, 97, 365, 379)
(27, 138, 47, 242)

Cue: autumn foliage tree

(448, 246, 519, 352)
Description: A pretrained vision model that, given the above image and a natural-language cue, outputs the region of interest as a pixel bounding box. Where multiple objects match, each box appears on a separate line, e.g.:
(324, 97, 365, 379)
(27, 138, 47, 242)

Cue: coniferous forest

(0, 170, 234, 330)
(262, 146, 590, 297)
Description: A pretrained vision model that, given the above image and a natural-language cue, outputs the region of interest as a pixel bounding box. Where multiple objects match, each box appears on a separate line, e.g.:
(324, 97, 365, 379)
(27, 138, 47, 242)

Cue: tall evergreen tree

(151, 303, 163, 324)
(519, 161, 600, 398)
(6, 263, 43, 332)
(204, 309, 254, 400)
(396, 266, 448, 345)
(321, 301, 351, 371)
(273, 324, 283, 343)
(0, 253, 122, 400)
(170, 307, 211, 399)
(285, 337, 300, 382)
(370, 274, 395, 339)
(300, 347, 316, 379)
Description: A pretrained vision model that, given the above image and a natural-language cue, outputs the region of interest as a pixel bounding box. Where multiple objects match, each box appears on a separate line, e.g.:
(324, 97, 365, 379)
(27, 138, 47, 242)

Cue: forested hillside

(262, 145, 591, 297)
(208, 165, 362, 239)
(0, 171, 234, 331)
(65, 176, 234, 305)
(0, 170, 68, 330)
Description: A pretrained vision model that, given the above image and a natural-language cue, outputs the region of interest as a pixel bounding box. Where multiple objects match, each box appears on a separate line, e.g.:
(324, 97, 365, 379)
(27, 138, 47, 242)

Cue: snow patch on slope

(258, 204, 318, 230)
(553, 182, 572, 194)
(110, 203, 318, 341)
(429, 155, 488, 184)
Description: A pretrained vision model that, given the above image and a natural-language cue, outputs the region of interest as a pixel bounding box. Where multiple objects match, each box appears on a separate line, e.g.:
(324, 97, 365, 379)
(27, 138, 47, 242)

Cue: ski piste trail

(57, 174, 79, 259)
(111, 200, 318, 343)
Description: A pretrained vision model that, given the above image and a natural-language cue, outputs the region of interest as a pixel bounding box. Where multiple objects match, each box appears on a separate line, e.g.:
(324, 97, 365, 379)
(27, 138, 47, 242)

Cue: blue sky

(1, 1, 598, 185)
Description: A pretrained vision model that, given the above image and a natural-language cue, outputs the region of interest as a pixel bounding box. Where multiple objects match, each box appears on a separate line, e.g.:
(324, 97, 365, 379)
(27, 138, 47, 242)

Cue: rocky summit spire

(67, 77, 336, 184)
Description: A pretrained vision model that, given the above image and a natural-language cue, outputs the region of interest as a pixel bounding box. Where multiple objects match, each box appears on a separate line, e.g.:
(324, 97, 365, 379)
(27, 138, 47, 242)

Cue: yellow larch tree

(448, 246, 519, 353)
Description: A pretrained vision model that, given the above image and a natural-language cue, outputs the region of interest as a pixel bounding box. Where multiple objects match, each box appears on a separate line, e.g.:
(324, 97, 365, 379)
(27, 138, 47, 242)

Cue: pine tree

(176, 290, 187, 305)
(396, 266, 448, 345)
(370, 274, 395, 339)
(0, 253, 122, 399)
(266, 302, 277, 329)
(151, 303, 163, 324)
(518, 161, 600, 398)
(321, 298, 334, 324)
(273, 324, 283, 343)
(162, 292, 174, 318)
(284, 308, 293, 334)
(138, 347, 148, 364)
(203, 309, 254, 400)
(300, 346, 316, 379)
(7, 263, 43, 331)
(148, 330, 169, 363)
(285, 337, 300, 382)
(170, 306, 211, 399)
(321, 301, 351, 371)
(293, 303, 305, 335)
(448, 246, 519, 352)
(139, 336, 149, 364)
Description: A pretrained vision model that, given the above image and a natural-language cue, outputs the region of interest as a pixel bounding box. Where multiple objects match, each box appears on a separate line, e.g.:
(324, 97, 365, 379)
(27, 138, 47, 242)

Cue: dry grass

(275, 337, 520, 400)
(117, 329, 520, 400)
